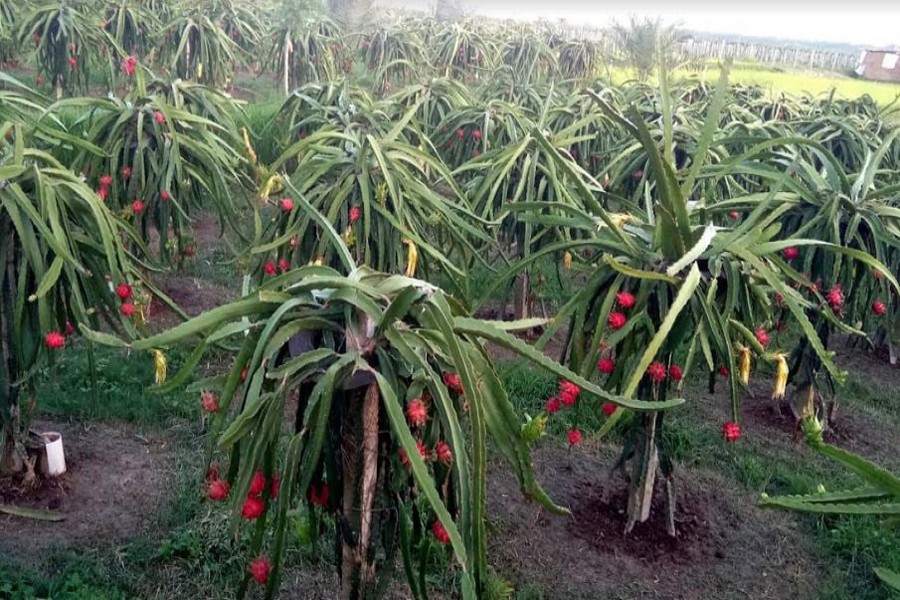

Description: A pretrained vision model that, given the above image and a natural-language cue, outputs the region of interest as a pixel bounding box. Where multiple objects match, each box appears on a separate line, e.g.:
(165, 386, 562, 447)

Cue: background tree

(434, 0, 463, 23)
(326, 0, 371, 30)
(610, 16, 680, 81)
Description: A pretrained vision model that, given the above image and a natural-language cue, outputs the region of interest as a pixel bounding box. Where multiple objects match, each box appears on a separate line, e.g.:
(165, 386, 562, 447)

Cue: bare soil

(0, 420, 173, 564)
(487, 443, 821, 600)
(831, 334, 895, 376)
(145, 211, 238, 331)
(825, 408, 900, 471)
(147, 275, 237, 332)
(4, 241, 896, 597)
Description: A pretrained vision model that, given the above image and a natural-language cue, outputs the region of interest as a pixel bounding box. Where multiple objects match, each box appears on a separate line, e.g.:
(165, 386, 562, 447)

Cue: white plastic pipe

(43, 432, 66, 477)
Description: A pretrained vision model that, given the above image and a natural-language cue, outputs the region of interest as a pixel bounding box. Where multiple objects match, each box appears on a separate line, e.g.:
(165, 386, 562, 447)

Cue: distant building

(855, 49, 900, 82)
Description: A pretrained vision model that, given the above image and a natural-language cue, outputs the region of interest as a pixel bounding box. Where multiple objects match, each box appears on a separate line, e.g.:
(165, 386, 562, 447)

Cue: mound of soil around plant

(0, 420, 172, 564)
(488, 443, 821, 599)
(567, 481, 717, 564)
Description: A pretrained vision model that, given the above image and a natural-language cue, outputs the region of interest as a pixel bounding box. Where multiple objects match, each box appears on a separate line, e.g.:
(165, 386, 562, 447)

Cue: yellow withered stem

(772, 353, 789, 400)
(152, 349, 167, 385)
(197, 63, 204, 79)
(801, 385, 816, 419)
(402, 239, 418, 277)
(242, 127, 258, 165)
(738, 346, 751, 385)
(563, 251, 573, 270)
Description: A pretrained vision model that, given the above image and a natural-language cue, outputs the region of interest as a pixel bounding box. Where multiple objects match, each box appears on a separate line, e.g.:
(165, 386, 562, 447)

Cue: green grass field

(608, 60, 900, 113)
(722, 64, 900, 105)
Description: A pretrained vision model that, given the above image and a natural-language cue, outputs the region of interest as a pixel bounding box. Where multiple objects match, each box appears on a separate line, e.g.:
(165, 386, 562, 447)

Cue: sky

(401, 1, 900, 48)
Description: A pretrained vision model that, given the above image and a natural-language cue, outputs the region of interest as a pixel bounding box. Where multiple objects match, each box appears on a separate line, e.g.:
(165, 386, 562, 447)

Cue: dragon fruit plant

(481, 62, 897, 534)
(1, 79, 142, 474)
(100, 215, 680, 599)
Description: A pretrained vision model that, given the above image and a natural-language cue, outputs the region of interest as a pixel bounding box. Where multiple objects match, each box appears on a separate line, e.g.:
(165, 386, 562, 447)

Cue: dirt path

(145, 210, 240, 332)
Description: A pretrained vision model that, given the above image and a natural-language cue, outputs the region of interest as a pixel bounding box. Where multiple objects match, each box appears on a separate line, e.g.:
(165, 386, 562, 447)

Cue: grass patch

(233, 71, 283, 105)
(32, 342, 197, 424)
(176, 229, 247, 288)
(464, 255, 579, 314)
(498, 358, 613, 436)
(0, 556, 129, 600)
(11, 345, 446, 599)
(671, 374, 900, 600)
(240, 99, 284, 166)
(0, 384, 254, 600)
(0, 429, 250, 599)
(840, 374, 900, 423)
(666, 382, 900, 600)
